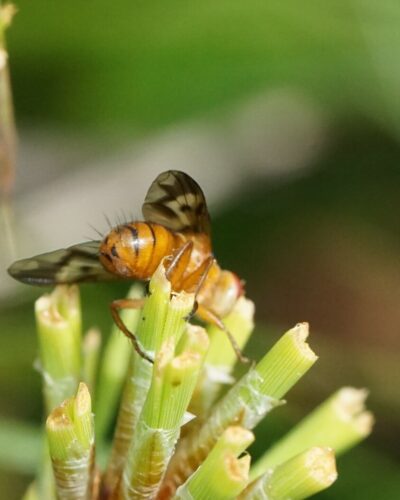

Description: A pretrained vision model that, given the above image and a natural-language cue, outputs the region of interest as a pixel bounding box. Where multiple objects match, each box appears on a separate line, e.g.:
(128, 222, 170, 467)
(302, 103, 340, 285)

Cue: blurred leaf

(0, 419, 42, 474)
(318, 445, 400, 500)
(7, 0, 382, 131)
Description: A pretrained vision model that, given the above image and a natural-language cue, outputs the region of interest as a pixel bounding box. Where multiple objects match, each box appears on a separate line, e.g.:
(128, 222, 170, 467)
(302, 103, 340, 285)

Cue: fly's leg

(164, 240, 194, 290)
(110, 298, 154, 363)
(196, 303, 251, 364)
(177, 257, 249, 363)
(180, 256, 215, 321)
(187, 256, 215, 297)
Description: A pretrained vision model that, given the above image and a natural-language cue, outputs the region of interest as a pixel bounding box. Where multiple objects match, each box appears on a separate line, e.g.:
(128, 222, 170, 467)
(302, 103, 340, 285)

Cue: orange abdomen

(99, 222, 179, 279)
(99, 221, 242, 319)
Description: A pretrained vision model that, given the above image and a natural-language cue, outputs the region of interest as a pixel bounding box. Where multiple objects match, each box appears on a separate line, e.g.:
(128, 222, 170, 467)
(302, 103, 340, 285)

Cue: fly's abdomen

(99, 222, 176, 279)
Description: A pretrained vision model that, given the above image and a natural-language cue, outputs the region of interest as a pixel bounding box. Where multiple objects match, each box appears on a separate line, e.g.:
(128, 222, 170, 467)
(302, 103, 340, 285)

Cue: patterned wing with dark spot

(142, 170, 211, 236)
(8, 241, 119, 285)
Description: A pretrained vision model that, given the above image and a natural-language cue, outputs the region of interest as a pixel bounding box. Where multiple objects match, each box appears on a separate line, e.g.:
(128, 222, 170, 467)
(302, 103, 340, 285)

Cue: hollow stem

(46, 383, 95, 500)
(122, 326, 209, 498)
(0, 2, 17, 198)
(104, 264, 194, 496)
(95, 284, 143, 442)
(35, 285, 82, 412)
(250, 387, 374, 480)
(174, 427, 254, 500)
(241, 447, 337, 500)
(160, 323, 317, 496)
(82, 328, 101, 395)
(189, 297, 255, 418)
(22, 482, 39, 500)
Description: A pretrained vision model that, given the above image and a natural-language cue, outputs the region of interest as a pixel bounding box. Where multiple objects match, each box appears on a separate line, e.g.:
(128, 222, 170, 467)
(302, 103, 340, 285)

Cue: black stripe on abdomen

(125, 225, 140, 257)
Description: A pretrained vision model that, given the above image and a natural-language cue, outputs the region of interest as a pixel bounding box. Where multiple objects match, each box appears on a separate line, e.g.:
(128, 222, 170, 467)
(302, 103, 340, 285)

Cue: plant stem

(46, 383, 95, 500)
(189, 297, 254, 418)
(174, 427, 254, 500)
(255, 322, 317, 398)
(0, 2, 17, 198)
(35, 286, 83, 499)
(95, 284, 143, 442)
(22, 482, 39, 500)
(160, 323, 317, 497)
(103, 265, 194, 496)
(250, 387, 374, 480)
(122, 326, 209, 498)
(82, 328, 101, 395)
(241, 447, 337, 500)
(35, 285, 82, 413)
(0, 2, 18, 263)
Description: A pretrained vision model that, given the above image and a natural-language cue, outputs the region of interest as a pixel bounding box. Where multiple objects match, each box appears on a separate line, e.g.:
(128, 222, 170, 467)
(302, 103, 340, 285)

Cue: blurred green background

(1, 1, 400, 498)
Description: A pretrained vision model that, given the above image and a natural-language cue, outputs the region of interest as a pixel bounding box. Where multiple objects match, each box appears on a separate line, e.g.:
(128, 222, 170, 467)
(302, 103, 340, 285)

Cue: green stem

(0, 2, 17, 198)
(250, 387, 374, 480)
(241, 447, 337, 500)
(35, 286, 83, 500)
(255, 322, 317, 398)
(189, 297, 254, 418)
(161, 323, 317, 496)
(46, 383, 95, 500)
(22, 482, 39, 500)
(174, 427, 253, 500)
(95, 284, 143, 442)
(104, 265, 194, 496)
(122, 326, 209, 498)
(35, 285, 82, 413)
(82, 328, 101, 395)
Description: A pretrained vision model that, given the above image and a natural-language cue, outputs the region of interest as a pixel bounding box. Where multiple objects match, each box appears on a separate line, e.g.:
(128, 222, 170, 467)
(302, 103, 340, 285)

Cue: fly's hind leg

(175, 257, 249, 364)
(191, 257, 216, 297)
(196, 303, 250, 364)
(179, 256, 215, 321)
(110, 298, 154, 363)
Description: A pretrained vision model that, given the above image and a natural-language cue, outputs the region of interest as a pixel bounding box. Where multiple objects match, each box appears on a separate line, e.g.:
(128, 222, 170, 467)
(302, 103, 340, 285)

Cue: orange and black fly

(8, 171, 246, 362)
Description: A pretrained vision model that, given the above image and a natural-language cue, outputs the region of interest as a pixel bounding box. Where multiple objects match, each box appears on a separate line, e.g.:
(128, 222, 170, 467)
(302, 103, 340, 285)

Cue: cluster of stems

(25, 262, 373, 500)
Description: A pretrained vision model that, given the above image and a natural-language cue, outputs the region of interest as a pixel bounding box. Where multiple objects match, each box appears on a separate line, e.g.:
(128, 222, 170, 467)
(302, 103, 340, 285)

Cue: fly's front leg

(110, 298, 154, 363)
(196, 303, 251, 364)
(165, 240, 193, 290)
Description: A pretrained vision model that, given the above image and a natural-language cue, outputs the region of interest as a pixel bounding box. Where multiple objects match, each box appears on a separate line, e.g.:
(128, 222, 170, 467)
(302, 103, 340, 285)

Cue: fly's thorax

(206, 269, 243, 318)
(99, 222, 176, 279)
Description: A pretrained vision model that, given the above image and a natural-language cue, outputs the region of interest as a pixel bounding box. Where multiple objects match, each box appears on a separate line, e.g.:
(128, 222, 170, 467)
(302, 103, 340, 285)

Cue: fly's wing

(142, 170, 211, 236)
(8, 241, 119, 286)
